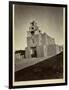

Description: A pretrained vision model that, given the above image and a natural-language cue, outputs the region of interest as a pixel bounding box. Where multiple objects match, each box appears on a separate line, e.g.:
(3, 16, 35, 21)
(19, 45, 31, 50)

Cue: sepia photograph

(9, 1, 67, 88)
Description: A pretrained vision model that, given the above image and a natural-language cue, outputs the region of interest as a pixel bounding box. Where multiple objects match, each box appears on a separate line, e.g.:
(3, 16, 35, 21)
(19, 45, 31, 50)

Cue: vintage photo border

(9, 1, 67, 89)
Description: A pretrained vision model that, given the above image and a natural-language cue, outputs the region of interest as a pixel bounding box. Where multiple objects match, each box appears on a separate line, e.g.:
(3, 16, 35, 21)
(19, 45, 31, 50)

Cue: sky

(14, 4, 64, 51)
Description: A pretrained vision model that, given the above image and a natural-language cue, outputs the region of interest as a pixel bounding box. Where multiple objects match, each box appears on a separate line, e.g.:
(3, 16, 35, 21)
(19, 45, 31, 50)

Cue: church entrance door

(30, 47, 37, 58)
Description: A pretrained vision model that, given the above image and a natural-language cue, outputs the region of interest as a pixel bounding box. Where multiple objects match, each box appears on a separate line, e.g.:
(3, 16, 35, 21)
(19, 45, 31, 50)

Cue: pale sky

(14, 4, 64, 50)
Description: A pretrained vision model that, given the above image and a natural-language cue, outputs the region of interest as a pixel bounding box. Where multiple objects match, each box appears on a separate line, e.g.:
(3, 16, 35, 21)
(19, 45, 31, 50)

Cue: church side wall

(41, 33, 56, 57)
(46, 34, 55, 45)
(42, 33, 47, 45)
(47, 44, 56, 57)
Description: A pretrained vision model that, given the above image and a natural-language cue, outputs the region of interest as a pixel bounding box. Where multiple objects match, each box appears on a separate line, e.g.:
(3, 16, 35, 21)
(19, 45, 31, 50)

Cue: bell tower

(29, 21, 38, 35)
(26, 21, 42, 58)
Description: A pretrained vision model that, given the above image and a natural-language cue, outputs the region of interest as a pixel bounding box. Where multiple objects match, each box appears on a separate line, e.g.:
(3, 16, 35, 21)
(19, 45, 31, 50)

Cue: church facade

(25, 21, 62, 58)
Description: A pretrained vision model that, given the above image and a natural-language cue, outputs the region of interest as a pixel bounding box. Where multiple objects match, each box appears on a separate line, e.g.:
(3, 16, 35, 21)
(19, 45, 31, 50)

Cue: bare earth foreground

(15, 52, 63, 81)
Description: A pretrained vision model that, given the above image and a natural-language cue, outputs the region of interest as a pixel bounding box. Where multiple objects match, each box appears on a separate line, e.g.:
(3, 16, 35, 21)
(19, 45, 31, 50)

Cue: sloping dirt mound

(15, 52, 63, 81)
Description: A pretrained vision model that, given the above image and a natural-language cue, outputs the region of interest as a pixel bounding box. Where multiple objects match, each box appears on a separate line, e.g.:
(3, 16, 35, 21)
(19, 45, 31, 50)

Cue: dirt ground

(15, 52, 63, 81)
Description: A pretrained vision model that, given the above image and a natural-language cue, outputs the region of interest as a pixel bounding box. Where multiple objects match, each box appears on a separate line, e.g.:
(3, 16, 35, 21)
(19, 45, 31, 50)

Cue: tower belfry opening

(29, 21, 40, 35)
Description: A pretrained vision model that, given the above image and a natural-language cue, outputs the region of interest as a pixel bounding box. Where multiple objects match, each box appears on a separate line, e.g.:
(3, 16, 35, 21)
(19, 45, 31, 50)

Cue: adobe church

(25, 21, 61, 58)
